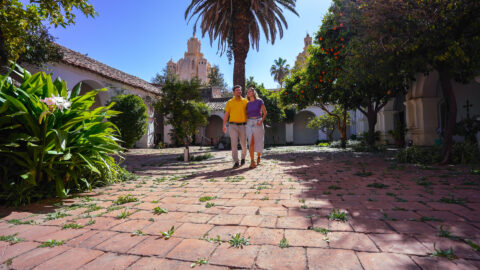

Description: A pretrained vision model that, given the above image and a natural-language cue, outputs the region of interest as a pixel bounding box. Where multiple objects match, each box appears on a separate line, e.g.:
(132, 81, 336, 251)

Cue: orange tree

(343, 36, 413, 146)
(282, 0, 414, 147)
(281, 1, 357, 148)
(356, 0, 480, 163)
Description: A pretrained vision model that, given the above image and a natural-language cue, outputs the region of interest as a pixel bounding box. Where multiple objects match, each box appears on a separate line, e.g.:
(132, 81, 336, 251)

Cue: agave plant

(0, 65, 124, 205)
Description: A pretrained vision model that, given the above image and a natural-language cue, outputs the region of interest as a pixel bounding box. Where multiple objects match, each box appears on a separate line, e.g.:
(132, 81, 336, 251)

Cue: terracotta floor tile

(33, 247, 103, 270)
(166, 239, 217, 261)
(4, 148, 480, 270)
(307, 248, 363, 270)
(256, 245, 306, 270)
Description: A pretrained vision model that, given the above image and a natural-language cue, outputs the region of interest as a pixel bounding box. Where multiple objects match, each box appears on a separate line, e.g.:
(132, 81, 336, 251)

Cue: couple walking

(222, 85, 267, 169)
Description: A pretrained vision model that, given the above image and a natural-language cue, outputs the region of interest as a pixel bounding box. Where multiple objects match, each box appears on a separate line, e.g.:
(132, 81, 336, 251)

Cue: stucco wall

(36, 62, 157, 148)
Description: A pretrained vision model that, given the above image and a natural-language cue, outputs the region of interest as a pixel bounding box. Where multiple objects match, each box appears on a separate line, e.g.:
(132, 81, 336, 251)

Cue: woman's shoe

(257, 156, 261, 165)
(249, 161, 257, 169)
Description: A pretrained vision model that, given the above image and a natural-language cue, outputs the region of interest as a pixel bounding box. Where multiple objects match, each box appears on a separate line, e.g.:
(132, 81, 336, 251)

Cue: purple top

(246, 99, 264, 118)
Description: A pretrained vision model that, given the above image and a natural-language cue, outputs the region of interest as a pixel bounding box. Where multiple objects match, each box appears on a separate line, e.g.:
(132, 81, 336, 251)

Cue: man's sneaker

(240, 159, 246, 165)
(233, 162, 240, 169)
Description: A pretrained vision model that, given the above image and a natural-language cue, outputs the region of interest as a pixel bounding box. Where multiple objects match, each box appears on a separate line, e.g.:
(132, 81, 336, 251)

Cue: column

(377, 110, 396, 144)
(406, 97, 440, 145)
(285, 123, 294, 144)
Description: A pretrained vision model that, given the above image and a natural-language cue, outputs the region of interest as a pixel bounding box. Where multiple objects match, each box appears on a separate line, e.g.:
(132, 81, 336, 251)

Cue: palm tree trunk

(232, 5, 250, 96)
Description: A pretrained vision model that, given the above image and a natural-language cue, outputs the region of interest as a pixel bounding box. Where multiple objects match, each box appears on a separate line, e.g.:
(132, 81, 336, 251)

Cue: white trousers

(246, 118, 264, 154)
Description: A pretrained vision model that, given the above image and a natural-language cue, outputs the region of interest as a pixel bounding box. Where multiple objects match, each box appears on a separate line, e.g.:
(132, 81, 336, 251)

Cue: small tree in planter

(156, 78, 209, 161)
(307, 105, 348, 142)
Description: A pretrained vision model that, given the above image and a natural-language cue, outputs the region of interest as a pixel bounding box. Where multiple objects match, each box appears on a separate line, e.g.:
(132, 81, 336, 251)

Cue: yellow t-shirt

(225, 97, 247, 123)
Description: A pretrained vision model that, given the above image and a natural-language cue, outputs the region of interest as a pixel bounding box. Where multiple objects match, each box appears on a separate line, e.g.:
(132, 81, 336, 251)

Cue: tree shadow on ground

(261, 149, 480, 265)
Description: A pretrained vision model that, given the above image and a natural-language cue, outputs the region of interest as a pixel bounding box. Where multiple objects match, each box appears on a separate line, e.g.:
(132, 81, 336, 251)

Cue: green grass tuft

(38, 239, 65, 247)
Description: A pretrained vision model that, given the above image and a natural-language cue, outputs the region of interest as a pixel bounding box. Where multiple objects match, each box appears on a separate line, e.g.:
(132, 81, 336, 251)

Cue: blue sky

(49, 0, 331, 89)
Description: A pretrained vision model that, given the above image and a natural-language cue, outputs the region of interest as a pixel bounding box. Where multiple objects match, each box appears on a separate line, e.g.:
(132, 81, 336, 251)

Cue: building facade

(29, 45, 159, 148)
(166, 35, 211, 84)
(31, 35, 478, 149)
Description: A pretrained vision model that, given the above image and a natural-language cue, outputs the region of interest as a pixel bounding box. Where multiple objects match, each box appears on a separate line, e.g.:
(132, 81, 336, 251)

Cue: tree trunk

(340, 104, 348, 148)
(232, 5, 250, 96)
(438, 67, 457, 164)
(184, 142, 190, 162)
(327, 130, 334, 142)
(366, 104, 378, 146)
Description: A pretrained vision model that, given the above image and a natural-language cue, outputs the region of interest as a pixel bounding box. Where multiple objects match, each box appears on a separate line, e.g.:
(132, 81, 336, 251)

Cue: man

(223, 85, 248, 168)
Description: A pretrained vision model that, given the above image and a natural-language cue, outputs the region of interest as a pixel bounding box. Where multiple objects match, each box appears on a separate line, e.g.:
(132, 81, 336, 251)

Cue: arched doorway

(205, 115, 223, 146)
(73, 80, 104, 109)
(293, 110, 318, 145)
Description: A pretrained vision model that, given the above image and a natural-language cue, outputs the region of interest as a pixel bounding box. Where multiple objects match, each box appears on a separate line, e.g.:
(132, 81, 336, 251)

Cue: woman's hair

(247, 87, 258, 100)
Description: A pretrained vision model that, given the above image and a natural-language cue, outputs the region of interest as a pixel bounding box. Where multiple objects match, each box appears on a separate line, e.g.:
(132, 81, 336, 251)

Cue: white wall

(38, 62, 157, 148)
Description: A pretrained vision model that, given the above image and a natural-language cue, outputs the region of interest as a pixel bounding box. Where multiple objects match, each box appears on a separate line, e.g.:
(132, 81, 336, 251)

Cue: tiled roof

(58, 45, 160, 95)
(206, 97, 229, 111)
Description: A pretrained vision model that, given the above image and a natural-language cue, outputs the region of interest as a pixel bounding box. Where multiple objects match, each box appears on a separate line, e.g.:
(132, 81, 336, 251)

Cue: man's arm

(223, 111, 230, 133)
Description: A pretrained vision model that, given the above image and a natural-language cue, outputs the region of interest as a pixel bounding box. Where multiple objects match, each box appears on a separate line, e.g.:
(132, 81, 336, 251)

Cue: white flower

(40, 95, 71, 112)
(40, 97, 56, 107)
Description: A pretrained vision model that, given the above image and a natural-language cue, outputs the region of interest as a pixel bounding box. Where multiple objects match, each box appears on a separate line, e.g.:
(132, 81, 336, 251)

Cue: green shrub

(450, 142, 480, 164)
(358, 131, 381, 143)
(0, 66, 124, 206)
(395, 146, 442, 164)
(109, 94, 148, 148)
(176, 153, 213, 162)
(351, 142, 386, 153)
(396, 143, 479, 165)
(330, 139, 384, 152)
(83, 159, 137, 188)
(330, 140, 358, 148)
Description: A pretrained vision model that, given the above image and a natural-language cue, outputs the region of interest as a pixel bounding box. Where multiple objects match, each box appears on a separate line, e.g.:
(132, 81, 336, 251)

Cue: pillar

(405, 97, 440, 145)
(285, 123, 294, 144)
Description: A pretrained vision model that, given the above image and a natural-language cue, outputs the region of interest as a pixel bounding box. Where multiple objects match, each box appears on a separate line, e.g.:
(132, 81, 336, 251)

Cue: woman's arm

(259, 104, 267, 125)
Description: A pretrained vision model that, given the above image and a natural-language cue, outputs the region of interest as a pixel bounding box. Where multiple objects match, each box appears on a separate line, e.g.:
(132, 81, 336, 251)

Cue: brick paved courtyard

(1, 146, 479, 269)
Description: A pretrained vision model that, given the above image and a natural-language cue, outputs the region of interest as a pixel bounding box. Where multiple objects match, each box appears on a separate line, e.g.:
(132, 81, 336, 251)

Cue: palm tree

(270, 57, 290, 88)
(185, 0, 298, 95)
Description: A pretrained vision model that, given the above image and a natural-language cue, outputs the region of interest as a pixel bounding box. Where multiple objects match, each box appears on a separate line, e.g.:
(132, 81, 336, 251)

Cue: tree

(282, 0, 412, 147)
(109, 95, 148, 148)
(281, 2, 359, 148)
(151, 66, 177, 85)
(307, 105, 349, 142)
(270, 57, 290, 88)
(0, 0, 95, 68)
(357, 0, 480, 163)
(156, 78, 209, 160)
(185, 0, 298, 95)
(207, 64, 228, 90)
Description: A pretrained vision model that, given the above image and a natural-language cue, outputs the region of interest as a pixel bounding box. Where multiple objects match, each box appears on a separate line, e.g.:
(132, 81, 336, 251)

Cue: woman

(246, 87, 267, 168)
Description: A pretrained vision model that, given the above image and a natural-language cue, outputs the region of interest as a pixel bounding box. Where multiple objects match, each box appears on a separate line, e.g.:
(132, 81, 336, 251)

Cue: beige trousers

(228, 124, 246, 163)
